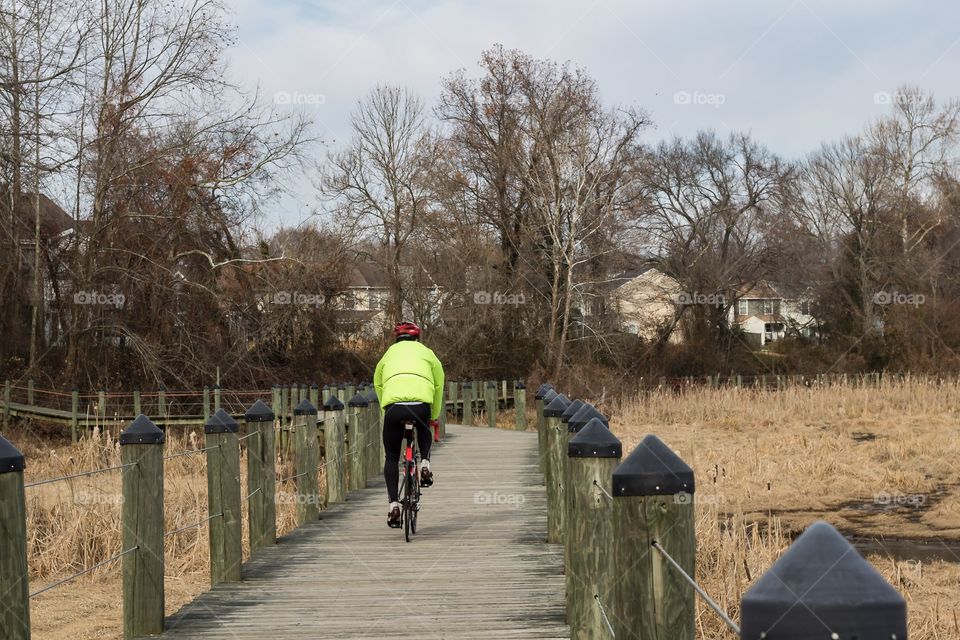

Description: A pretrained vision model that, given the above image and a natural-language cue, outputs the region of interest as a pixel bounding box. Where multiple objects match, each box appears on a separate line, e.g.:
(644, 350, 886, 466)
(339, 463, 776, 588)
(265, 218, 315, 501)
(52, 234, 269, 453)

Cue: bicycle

(400, 420, 421, 542)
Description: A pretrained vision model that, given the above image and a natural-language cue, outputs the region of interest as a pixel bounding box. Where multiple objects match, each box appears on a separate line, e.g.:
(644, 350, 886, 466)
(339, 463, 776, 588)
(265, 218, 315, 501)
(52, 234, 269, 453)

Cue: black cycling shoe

(420, 466, 434, 488)
(387, 505, 402, 528)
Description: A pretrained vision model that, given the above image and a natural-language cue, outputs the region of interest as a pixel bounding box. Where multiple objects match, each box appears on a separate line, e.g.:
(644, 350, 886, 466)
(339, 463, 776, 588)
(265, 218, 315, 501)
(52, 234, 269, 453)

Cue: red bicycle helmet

(393, 320, 421, 339)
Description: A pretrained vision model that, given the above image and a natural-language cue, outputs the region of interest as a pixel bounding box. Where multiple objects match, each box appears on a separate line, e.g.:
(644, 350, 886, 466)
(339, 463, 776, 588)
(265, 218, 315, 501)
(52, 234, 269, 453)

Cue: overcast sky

(222, 0, 960, 229)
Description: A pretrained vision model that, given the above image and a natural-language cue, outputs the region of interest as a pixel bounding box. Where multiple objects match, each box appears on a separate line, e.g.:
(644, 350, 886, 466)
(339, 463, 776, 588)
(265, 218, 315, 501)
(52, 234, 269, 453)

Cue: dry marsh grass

(611, 379, 960, 639)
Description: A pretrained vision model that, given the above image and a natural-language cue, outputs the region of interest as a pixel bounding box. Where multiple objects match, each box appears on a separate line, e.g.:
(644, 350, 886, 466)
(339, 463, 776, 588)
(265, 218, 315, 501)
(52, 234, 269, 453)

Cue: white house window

(738, 299, 748, 316)
(762, 299, 773, 315)
(368, 290, 386, 310)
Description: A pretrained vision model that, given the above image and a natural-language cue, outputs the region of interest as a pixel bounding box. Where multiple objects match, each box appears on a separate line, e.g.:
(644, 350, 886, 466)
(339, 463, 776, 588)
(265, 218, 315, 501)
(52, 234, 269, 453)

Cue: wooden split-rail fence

(0, 379, 525, 639)
(0, 378, 523, 440)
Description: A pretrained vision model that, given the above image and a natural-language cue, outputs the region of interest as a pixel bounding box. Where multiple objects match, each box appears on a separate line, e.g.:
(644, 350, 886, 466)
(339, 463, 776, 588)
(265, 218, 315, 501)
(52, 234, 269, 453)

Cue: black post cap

(612, 434, 694, 496)
(294, 399, 317, 415)
(487, 382, 497, 388)
(534, 383, 555, 399)
(741, 521, 907, 639)
(365, 388, 379, 403)
(205, 408, 240, 434)
(542, 388, 558, 403)
(348, 393, 369, 407)
(515, 380, 526, 389)
(120, 415, 165, 445)
(560, 399, 586, 423)
(568, 418, 622, 458)
(323, 395, 344, 411)
(244, 399, 275, 422)
(0, 435, 25, 473)
(311, 383, 319, 390)
(543, 394, 571, 417)
(462, 382, 472, 388)
(322, 384, 330, 390)
(568, 404, 609, 432)
(337, 383, 346, 390)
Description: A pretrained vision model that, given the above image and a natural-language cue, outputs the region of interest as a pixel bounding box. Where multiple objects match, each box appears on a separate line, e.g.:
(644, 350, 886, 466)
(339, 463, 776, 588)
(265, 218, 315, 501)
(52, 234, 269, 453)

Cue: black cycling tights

(382, 402, 433, 503)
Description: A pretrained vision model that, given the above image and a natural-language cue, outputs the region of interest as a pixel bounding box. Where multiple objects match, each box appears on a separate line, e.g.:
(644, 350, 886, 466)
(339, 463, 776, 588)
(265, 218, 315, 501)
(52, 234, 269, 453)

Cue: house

(605, 267, 684, 343)
(337, 263, 390, 337)
(0, 189, 78, 344)
(731, 281, 816, 347)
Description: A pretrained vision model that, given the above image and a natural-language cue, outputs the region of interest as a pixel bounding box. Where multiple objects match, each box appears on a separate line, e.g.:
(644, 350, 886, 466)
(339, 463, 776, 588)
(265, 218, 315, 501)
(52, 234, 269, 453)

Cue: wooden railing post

(563, 405, 609, 621)
(348, 393, 369, 490)
(322, 384, 331, 404)
(485, 382, 497, 429)
(202, 386, 211, 424)
(293, 399, 320, 524)
(365, 387, 380, 481)
(501, 379, 507, 406)
(0, 435, 30, 640)
(244, 400, 276, 552)
(438, 387, 447, 441)
(98, 388, 107, 428)
(741, 521, 906, 638)
(278, 384, 289, 452)
(462, 382, 475, 426)
(566, 419, 622, 639)
(543, 393, 570, 544)
(446, 380, 458, 422)
(70, 387, 79, 443)
(534, 384, 555, 476)
(204, 409, 242, 585)
(2, 379, 10, 426)
(611, 434, 695, 640)
(133, 389, 142, 417)
(120, 415, 165, 639)
(26, 379, 34, 405)
(322, 395, 346, 503)
(514, 381, 527, 431)
(309, 383, 319, 410)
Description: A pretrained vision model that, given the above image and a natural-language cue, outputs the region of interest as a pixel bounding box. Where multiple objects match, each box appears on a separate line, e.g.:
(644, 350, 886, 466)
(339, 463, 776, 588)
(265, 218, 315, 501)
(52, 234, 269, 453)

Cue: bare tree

(321, 85, 434, 324)
(637, 131, 785, 346)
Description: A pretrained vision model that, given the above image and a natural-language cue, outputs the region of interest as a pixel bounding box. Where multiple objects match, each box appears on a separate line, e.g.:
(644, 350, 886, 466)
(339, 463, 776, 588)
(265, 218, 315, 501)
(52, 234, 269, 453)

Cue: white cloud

(220, 0, 960, 228)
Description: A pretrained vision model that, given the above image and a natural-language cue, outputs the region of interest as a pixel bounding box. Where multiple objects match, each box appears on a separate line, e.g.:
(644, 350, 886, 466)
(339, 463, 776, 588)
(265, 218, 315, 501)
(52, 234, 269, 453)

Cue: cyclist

(374, 320, 445, 528)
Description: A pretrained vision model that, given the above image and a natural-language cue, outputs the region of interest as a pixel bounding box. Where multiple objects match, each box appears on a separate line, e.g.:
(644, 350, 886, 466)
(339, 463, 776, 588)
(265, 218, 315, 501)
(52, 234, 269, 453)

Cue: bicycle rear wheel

(410, 475, 419, 535)
(403, 465, 414, 543)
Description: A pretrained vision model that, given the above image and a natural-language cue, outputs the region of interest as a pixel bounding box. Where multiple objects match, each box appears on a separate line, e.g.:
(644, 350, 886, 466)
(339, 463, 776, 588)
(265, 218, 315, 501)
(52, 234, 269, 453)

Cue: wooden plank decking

(160, 424, 569, 639)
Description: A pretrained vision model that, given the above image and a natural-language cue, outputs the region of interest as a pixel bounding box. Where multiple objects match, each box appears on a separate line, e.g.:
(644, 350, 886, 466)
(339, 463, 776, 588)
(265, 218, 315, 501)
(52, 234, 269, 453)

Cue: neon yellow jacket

(374, 340, 445, 420)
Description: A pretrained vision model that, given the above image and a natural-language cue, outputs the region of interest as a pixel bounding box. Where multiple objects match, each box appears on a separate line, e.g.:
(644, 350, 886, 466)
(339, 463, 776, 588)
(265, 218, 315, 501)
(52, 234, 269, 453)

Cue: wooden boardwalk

(161, 424, 569, 639)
